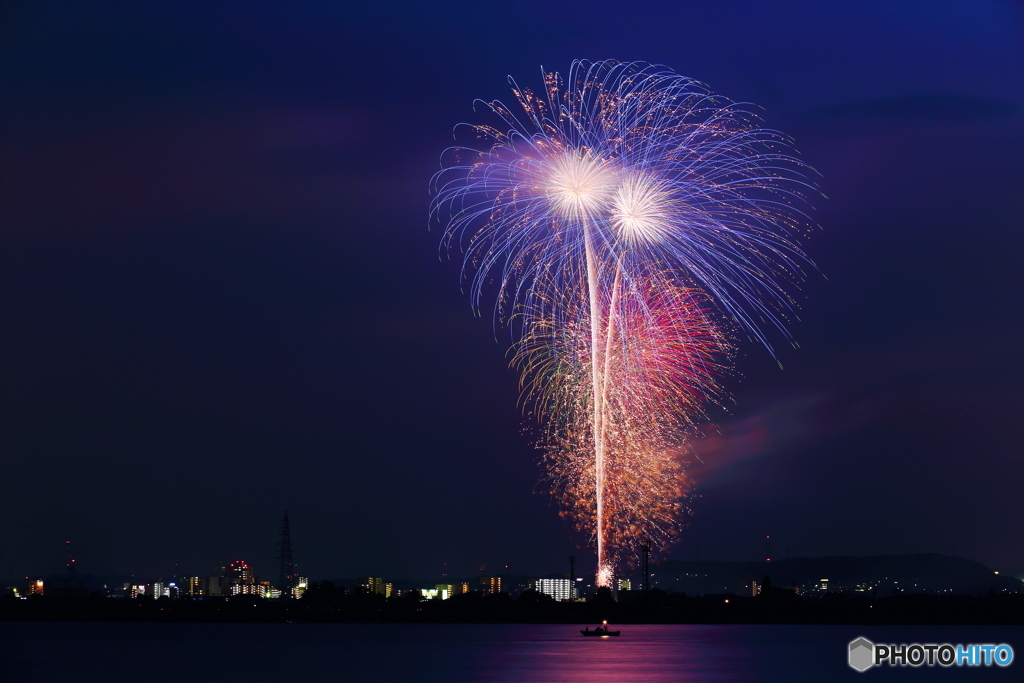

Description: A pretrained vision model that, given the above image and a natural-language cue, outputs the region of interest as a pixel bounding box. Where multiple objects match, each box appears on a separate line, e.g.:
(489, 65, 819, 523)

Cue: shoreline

(4, 593, 1023, 626)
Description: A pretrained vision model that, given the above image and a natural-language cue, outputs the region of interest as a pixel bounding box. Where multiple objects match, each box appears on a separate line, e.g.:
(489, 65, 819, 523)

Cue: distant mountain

(653, 554, 1021, 596)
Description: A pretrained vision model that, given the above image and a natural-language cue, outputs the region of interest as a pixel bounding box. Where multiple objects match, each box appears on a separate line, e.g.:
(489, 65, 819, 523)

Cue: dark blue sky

(2, 0, 1023, 583)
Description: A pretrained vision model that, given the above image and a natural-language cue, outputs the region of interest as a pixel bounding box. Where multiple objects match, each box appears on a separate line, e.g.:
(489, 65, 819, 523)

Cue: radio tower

(277, 511, 295, 599)
(641, 541, 651, 591)
(65, 540, 77, 587)
(569, 555, 576, 601)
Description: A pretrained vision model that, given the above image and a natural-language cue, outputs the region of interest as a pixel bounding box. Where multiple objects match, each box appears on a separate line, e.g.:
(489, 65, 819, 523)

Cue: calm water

(2, 622, 1022, 682)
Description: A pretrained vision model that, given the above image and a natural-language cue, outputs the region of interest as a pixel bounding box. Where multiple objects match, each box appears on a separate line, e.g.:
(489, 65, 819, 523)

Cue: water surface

(3, 622, 1020, 681)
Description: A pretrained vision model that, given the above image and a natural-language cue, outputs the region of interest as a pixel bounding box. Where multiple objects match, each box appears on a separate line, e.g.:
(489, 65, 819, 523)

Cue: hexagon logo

(849, 637, 874, 672)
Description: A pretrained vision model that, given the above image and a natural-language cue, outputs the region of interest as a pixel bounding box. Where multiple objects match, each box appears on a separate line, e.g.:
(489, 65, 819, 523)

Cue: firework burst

(431, 60, 815, 584)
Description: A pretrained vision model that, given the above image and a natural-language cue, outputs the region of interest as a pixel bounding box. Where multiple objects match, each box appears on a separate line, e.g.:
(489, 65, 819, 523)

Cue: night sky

(2, 1, 1023, 584)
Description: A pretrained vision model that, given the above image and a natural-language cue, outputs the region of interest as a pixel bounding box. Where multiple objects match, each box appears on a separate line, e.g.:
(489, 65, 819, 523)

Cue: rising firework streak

(431, 59, 817, 586)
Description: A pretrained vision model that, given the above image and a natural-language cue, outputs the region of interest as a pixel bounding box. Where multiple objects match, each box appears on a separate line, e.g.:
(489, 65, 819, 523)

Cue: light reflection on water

(2, 622, 1021, 682)
(463, 625, 770, 682)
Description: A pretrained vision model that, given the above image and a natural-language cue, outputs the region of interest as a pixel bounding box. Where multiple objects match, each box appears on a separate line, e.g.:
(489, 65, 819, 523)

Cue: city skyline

(9, 549, 1020, 604)
(7, 526, 1022, 596)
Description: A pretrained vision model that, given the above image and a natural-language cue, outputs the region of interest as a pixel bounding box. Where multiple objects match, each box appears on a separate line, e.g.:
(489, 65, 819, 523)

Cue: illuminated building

(182, 576, 221, 597)
(142, 580, 178, 599)
(218, 561, 261, 597)
(231, 583, 266, 597)
(534, 578, 572, 601)
(28, 579, 44, 596)
(435, 584, 454, 600)
(124, 583, 147, 599)
(617, 579, 631, 591)
(292, 577, 308, 599)
(358, 577, 387, 596)
(223, 561, 255, 587)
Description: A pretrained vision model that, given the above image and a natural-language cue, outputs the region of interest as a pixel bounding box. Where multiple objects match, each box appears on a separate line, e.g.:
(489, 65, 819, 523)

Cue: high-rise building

(534, 578, 572, 601)
(182, 576, 217, 597)
(231, 583, 266, 597)
(358, 577, 387, 596)
(124, 583, 147, 599)
(183, 576, 200, 596)
(277, 511, 295, 599)
(480, 576, 502, 595)
(220, 560, 255, 596)
(27, 579, 44, 596)
(223, 561, 255, 586)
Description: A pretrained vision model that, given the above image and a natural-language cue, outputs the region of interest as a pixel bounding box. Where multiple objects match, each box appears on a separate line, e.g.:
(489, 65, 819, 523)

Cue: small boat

(581, 620, 620, 637)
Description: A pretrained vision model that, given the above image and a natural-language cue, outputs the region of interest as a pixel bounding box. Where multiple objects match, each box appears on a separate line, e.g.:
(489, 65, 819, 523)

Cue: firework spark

(432, 60, 815, 585)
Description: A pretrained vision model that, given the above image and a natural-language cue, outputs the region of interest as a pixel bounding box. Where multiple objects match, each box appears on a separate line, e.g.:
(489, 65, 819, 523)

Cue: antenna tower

(641, 541, 651, 591)
(569, 555, 576, 600)
(64, 539, 78, 591)
(277, 511, 295, 599)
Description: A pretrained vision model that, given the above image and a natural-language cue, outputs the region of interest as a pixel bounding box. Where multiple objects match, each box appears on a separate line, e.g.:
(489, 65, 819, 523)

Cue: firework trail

(516, 279, 733, 585)
(431, 60, 815, 585)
